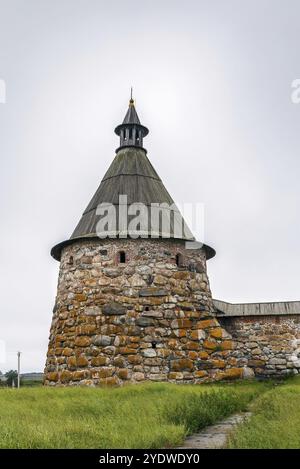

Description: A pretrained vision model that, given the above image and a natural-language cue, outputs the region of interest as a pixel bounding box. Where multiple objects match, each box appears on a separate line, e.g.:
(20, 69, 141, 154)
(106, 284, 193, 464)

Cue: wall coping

(213, 299, 300, 317)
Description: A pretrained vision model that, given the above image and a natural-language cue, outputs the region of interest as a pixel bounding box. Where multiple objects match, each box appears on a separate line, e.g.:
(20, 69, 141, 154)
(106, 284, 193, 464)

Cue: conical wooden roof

(122, 100, 141, 125)
(51, 101, 216, 261)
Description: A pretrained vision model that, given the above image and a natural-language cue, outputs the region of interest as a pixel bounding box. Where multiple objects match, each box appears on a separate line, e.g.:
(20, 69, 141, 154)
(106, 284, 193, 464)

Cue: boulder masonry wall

(216, 300, 300, 379)
(44, 239, 247, 386)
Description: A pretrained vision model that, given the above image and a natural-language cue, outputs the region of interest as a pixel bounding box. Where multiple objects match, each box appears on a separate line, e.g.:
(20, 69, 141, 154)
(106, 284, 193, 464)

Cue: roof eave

(51, 236, 216, 262)
(114, 123, 149, 137)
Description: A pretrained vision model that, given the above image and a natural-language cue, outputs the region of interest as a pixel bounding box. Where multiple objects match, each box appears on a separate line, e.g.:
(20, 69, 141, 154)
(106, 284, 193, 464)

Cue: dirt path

(177, 412, 252, 449)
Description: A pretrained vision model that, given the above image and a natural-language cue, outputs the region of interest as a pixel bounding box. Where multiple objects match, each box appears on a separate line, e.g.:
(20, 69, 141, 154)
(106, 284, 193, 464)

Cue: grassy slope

(228, 376, 300, 449)
(0, 381, 268, 449)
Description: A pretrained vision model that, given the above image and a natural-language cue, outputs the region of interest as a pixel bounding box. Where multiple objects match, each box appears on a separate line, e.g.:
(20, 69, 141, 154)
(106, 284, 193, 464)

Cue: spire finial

(129, 87, 134, 106)
(114, 93, 149, 153)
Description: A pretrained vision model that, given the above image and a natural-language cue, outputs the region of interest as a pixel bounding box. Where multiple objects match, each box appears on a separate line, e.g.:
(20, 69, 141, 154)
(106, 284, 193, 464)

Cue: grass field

(0, 380, 269, 449)
(228, 376, 300, 449)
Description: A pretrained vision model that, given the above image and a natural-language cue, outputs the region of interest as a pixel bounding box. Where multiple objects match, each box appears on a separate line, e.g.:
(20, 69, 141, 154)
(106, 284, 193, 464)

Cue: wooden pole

(17, 351, 21, 389)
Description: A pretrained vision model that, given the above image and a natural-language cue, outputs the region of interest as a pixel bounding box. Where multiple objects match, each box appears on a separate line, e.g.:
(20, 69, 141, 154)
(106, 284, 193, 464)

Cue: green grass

(0, 381, 268, 449)
(228, 376, 300, 449)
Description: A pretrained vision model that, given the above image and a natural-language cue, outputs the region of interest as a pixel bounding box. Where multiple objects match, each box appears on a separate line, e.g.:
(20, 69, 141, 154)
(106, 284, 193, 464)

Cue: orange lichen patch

(197, 319, 219, 329)
(220, 340, 234, 351)
(209, 328, 224, 339)
(74, 336, 91, 347)
(194, 370, 208, 378)
(46, 372, 59, 382)
(215, 368, 243, 380)
(117, 369, 129, 380)
(170, 358, 194, 371)
(91, 356, 108, 366)
(203, 339, 218, 350)
(76, 356, 89, 367)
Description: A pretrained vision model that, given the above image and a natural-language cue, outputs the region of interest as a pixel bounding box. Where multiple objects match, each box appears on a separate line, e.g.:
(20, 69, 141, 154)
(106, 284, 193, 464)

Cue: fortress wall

(218, 314, 300, 378)
(44, 236, 300, 385)
(44, 238, 245, 386)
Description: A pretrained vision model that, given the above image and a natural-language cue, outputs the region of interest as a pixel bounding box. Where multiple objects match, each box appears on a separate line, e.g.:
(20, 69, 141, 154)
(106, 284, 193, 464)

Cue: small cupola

(114, 90, 149, 153)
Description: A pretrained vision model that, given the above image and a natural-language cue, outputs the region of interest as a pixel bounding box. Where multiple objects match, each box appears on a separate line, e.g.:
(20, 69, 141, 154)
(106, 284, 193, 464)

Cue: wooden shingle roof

(51, 101, 216, 261)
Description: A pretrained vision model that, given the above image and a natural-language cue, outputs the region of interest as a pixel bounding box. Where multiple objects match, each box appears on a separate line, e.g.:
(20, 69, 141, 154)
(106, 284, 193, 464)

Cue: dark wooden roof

(51, 103, 216, 262)
(214, 299, 300, 317)
(79, 147, 173, 214)
(51, 146, 216, 261)
(114, 99, 149, 139)
(71, 146, 178, 239)
(122, 100, 141, 125)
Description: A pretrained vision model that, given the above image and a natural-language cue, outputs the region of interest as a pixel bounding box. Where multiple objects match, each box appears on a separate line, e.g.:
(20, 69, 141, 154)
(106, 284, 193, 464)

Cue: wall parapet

(215, 299, 300, 379)
(214, 299, 300, 318)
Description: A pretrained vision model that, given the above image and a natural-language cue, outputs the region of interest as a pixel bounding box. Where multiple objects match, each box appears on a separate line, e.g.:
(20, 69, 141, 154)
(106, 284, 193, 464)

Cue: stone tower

(44, 97, 243, 386)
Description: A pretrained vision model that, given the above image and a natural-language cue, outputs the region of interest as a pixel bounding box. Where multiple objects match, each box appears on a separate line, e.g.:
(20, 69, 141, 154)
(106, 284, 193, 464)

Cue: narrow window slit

(119, 251, 126, 263)
(176, 253, 182, 267)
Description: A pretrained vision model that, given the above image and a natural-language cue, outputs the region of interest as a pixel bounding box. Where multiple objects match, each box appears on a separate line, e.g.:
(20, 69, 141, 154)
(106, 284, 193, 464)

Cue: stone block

(103, 268, 119, 278)
(132, 372, 145, 381)
(75, 336, 91, 347)
(153, 275, 167, 286)
(75, 293, 87, 302)
(119, 347, 137, 355)
(209, 328, 224, 339)
(170, 358, 194, 371)
(242, 367, 255, 379)
(185, 341, 200, 351)
(117, 368, 129, 380)
(141, 310, 163, 318)
(128, 355, 142, 364)
(136, 317, 155, 327)
(171, 319, 192, 329)
(203, 339, 218, 350)
(72, 370, 88, 381)
(93, 335, 112, 346)
(142, 348, 157, 358)
(67, 356, 77, 369)
(220, 340, 234, 350)
(248, 359, 266, 367)
(177, 302, 194, 311)
(190, 329, 206, 341)
(76, 356, 89, 367)
(194, 370, 208, 378)
(76, 324, 97, 335)
(138, 288, 167, 297)
(99, 367, 113, 378)
(168, 372, 184, 380)
(46, 372, 59, 382)
(91, 356, 108, 366)
(216, 368, 243, 380)
(62, 347, 74, 356)
(197, 319, 218, 329)
(269, 358, 286, 365)
(99, 376, 119, 386)
(197, 360, 214, 370)
(103, 302, 126, 315)
(60, 370, 72, 383)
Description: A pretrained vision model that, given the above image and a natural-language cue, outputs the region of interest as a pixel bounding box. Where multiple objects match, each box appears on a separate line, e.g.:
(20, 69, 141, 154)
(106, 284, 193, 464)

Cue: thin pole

(17, 351, 21, 389)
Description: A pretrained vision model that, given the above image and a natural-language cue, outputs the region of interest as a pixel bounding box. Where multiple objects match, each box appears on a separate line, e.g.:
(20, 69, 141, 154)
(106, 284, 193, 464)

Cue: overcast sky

(0, 0, 299, 372)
